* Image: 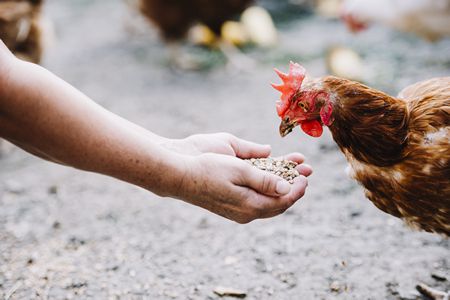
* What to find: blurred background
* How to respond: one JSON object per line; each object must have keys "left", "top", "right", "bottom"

{"left": 0, "top": 0, "right": 449, "bottom": 299}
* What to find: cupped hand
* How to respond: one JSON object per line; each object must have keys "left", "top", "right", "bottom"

{"left": 164, "top": 133, "right": 271, "bottom": 157}
{"left": 174, "top": 153, "right": 310, "bottom": 223}
{"left": 165, "top": 133, "right": 312, "bottom": 176}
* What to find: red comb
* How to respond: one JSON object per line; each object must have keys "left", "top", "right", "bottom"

{"left": 272, "top": 62, "right": 306, "bottom": 117}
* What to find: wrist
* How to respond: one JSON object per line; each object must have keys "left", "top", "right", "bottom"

{"left": 160, "top": 136, "right": 201, "bottom": 156}
{"left": 144, "top": 149, "right": 196, "bottom": 199}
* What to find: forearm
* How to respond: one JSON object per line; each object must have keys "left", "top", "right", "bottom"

{"left": 0, "top": 52, "right": 185, "bottom": 197}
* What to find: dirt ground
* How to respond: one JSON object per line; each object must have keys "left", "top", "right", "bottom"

{"left": 1, "top": 0, "right": 449, "bottom": 299}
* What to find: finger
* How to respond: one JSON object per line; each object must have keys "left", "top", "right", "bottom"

{"left": 229, "top": 136, "right": 271, "bottom": 159}
{"left": 285, "top": 175, "right": 308, "bottom": 201}
{"left": 256, "top": 176, "right": 308, "bottom": 219}
{"left": 236, "top": 174, "right": 308, "bottom": 220}
{"left": 257, "top": 206, "right": 291, "bottom": 219}
{"left": 279, "top": 152, "right": 306, "bottom": 164}
{"left": 238, "top": 187, "right": 295, "bottom": 219}
{"left": 240, "top": 164, "right": 292, "bottom": 197}
{"left": 277, "top": 153, "right": 312, "bottom": 176}
{"left": 242, "top": 176, "right": 307, "bottom": 218}
{"left": 296, "top": 163, "right": 313, "bottom": 177}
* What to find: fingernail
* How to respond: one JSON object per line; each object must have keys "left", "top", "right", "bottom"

{"left": 276, "top": 180, "right": 291, "bottom": 195}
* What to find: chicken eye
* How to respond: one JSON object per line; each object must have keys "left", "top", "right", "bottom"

{"left": 298, "top": 101, "right": 308, "bottom": 111}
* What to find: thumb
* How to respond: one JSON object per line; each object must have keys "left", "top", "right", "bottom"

{"left": 241, "top": 164, "right": 291, "bottom": 197}
{"left": 230, "top": 136, "right": 271, "bottom": 159}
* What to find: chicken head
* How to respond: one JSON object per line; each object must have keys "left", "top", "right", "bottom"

{"left": 272, "top": 62, "right": 334, "bottom": 138}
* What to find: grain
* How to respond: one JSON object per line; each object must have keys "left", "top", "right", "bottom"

{"left": 245, "top": 157, "right": 300, "bottom": 184}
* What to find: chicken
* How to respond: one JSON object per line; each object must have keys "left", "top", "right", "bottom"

{"left": 136, "top": 0, "right": 276, "bottom": 69}
{"left": 273, "top": 62, "right": 450, "bottom": 236}
{"left": 0, "top": 0, "right": 45, "bottom": 63}
{"left": 139, "top": 0, "right": 253, "bottom": 42}
{"left": 314, "top": 0, "right": 343, "bottom": 18}
{"left": 341, "top": 0, "right": 450, "bottom": 41}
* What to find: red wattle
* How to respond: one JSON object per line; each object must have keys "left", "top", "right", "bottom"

{"left": 301, "top": 120, "right": 323, "bottom": 137}
{"left": 320, "top": 102, "right": 333, "bottom": 126}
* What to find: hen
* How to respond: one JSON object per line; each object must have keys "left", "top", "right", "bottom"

{"left": 341, "top": 0, "right": 450, "bottom": 41}
{"left": 0, "top": 0, "right": 44, "bottom": 63}
{"left": 138, "top": 0, "right": 253, "bottom": 42}
{"left": 273, "top": 62, "right": 450, "bottom": 236}
{"left": 136, "top": 0, "right": 277, "bottom": 69}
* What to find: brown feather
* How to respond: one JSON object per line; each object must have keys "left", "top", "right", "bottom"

{"left": 322, "top": 76, "right": 450, "bottom": 236}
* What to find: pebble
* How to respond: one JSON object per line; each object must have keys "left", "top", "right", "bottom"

{"left": 213, "top": 286, "right": 246, "bottom": 298}
{"left": 224, "top": 256, "right": 239, "bottom": 265}
{"left": 48, "top": 185, "right": 58, "bottom": 195}
{"left": 330, "top": 281, "right": 341, "bottom": 292}
{"left": 431, "top": 271, "right": 447, "bottom": 281}
{"left": 398, "top": 289, "right": 421, "bottom": 300}
{"left": 4, "top": 180, "right": 26, "bottom": 194}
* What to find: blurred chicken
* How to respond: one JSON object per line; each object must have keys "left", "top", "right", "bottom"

{"left": 136, "top": 0, "right": 277, "bottom": 68}
{"left": 326, "top": 46, "right": 364, "bottom": 81}
{"left": 0, "top": 0, "right": 45, "bottom": 63}
{"left": 240, "top": 6, "right": 277, "bottom": 47}
{"left": 314, "top": 0, "right": 343, "bottom": 18}
{"left": 139, "top": 0, "right": 253, "bottom": 43}
{"left": 274, "top": 62, "right": 450, "bottom": 236}
{"left": 341, "top": 0, "right": 450, "bottom": 41}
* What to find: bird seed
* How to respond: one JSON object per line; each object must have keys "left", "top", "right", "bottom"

{"left": 245, "top": 157, "right": 300, "bottom": 184}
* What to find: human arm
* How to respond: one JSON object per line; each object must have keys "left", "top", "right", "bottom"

{"left": 0, "top": 40, "right": 310, "bottom": 223}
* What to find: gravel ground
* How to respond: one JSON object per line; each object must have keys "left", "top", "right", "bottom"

{"left": 1, "top": 0, "right": 449, "bottom": 299}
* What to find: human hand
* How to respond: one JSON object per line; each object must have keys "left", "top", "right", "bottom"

{"left": 173, "top": 152, "right": 311, "bottom": 223}
{"left": 166, "top": 132, "right": 312, "bottom": 176}
{"left": 164, "top": 133, "right": 272, "bottom": 157}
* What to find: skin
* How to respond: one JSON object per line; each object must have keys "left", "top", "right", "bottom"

{"left": 0, "top": 40, "right": 312, "bottom": 224}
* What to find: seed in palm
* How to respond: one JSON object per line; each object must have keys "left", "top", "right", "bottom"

{"left": 245, "top": 157, "right": 300, "bottom": 184}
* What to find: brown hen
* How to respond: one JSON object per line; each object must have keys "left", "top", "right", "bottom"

{"left": 274, "top": 62, "right": 450, "bottom": 236}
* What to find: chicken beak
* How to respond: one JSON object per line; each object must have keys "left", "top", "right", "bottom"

{"left": 279, "top": 119, "right": 296, "bottom": 137}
